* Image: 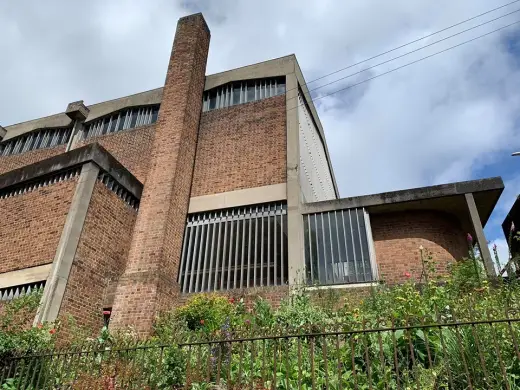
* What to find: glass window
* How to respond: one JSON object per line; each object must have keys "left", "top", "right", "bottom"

{"left": 130, "top": 109, "right": 138, "bottom": 128}
{"left": 232, "top": 84, "right": 241, "bottom": 106}
{"left": 209, "top": 90, "right": 217, "bottom": 110}
{"left": 277, "top": 79, "right": 286, "bottom": 95}
{"left": 109, "top": 115, "right": 118, "bottom": 132}
{"left": 247, "top": 82, "right": 255, "bottom": 102}
{"left": 179, "top": 202, "right": 288, "bottom": 293}
{"left": 151, "top": 107, "right": 159, "bottom": 123}
{"left": 101, "top": 118, "right": 110, "bottom": 135}
{"left": 117, "top": 111, "right": 126, "bottom": 131}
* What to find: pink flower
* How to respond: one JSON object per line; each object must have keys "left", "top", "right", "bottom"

{"left": 37, "top": 323, "right": 43, "bottom": 329}
{"left": 49, "top": 329, "right": 56, "bottom": 335}
{"left": 404, "top": 272, "right": 411, "bottom": 278}
{"left": 200, "top": 319, "right": 205, "bottom": 325}
{"left": 467, "top": 233, "right": 473, "bottom": 243}
{"left": 102, "top": 310, "right": 111, "bottom": 315}
{"left": 228, "top": 298, "right": 235, "bottom": 304}
{"left": 245, "top": 319, "right": 251, "bottom": 326}
{"left": 511, "top": 222, "right": 516, "bottom": 232}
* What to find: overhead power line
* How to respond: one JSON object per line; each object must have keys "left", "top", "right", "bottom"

{"left": 300, "top": 7, "right": 520, "bottom": 97}
{"left": 287, "top": 19, "right": 520, "bottom": 112}
{"left": 284, "top": 0, "right": 520, "bottom": 96}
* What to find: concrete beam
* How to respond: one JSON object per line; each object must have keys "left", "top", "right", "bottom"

{"left": 0, "top": 264, "right": 52, "bottom": 289}
{"left": 188, "top": 183, "right": 287, "bottom": 213}
{"left": 34, "top": 162, "right": 99, "bottom": 324}
{"left": 0, "top": 125, "right": 6, "bottom": 141}
{"left": 0, "top": 143, "right": 142, "bottom": 200}
{"left": 303, "top": 177, "right": 504, "bottom": 215}
{"left": 465, "top": 192, "right": 496, "bottom": 277}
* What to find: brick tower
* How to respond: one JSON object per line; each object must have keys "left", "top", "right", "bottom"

{"left": 109, "top": 13, "right": 210, "bottom": 335}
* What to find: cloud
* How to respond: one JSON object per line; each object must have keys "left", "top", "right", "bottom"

{"left": 1, "top": 0, "right": 520, "bottom": 241}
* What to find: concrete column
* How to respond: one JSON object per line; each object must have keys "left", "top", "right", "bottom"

{"left": 465, "top": 192, "right": 496, "bottom": 277}
{"left": 34, "top": 162, "right": 99, "bottom": 324}
{"left": 110, "top": 13, "right": 210, "bottom": 335}
{"left": 285, "top": 71, "right": 305, "bottom": 285}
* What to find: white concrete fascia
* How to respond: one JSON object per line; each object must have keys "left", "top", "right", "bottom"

{"left": 0, "top": 264, "right": 52, "bottom": 289}
{"left": 188, "top": 183, "right": 287, "bottom": 213}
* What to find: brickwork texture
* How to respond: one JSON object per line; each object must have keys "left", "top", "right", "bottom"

{"left": 110, "top": 14, "right": 211, "bottom": 335}
{"left": 191, "top": 95, "right": 287, "bottom": 197}
{"left": 371, "top": 211, "right": 467, "bottom": 284}
{"left": 59, "top": 182, "right": 137, "bottom": 331}
{"left": 0, "top": 177, "right": 77, "bottom": 274}
{"left": 76, "top": 125, "right": 155, "bottom": 183}
{"left": 0, "top": 146, "right": 66, "bottom": 175}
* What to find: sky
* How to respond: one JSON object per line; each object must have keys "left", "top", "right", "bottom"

{"left": 1, "top": 0, "right": 520, "bottom": 264}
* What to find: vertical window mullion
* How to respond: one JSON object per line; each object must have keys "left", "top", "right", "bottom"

{"left": 247, "top": 207, "right": 253, "bottom": 288}
{"left": 328, "top": 212, "right": 336, "bottom": 284}
{"left": 227, "top": 210, "right": 235, "bottom": 290}
{"left": 234, "top": 214, "right": 240, "bottom": 289}
{"left": 281, "top": 207, "right": 285, "bottom": 285}
{"left": 195, "top": 222, "right": 206, "bottom": 292}
{"left": 260, "top": 205, "right": 264, "bottom": 286}
{"left": 188, "top": 219, "right": 201, "bottom": 293}
{"left": 267, "top": 205, "right": 271, "bottom": 286}
{"left": 254, "top": 206, "right": 259, "bottom": 287}
{"left": 220, "top": 210, "right": 229, "bottom": 290}
{"left": 203, "top": 214, "right": 215, "bottom": 291}
{"left": 274, "top": 206, "right": 278, "bottom": 285}
{"left": 356, "top": 209, "right": 368, "bottom": 282}
{"left": 363, "top": 209, "right": 377, "bottom": 281}
{"left": 182, "top": 225, "right": 195, "bottom": 293}
{"left": 213, "top": 212, "right": 223, "bottom": 291}
{"left": 349, "top": 209, "right": 359, "bottom": 282}
{"left": 240, "top": 211, "right": 246, "bottom": 289}
{"left": 178, "top": 219, "right": 190, "bottom": 285}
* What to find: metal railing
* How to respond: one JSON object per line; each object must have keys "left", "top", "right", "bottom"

{"left": 3, "top": 316, "right": 520, "bottom": 389}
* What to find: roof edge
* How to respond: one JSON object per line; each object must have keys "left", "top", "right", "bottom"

{"left": 302, "top": 177, "right": 504, "bottom": 214}
{"left": 0, "top": 143, "right": 142, "bottom": 199}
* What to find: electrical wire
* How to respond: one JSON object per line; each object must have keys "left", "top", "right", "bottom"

{"left": 286, "top": 0, "right": 520, "bottom": 95}
{"left": 287, "top": 19, "right": 520, "bottom": 111}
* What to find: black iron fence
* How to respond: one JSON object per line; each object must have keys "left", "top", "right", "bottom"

{"left": 3, "top": 317, "right": 520, "bottom": 389}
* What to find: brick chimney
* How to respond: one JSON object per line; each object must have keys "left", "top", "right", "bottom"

{"left": 110, "top": 13, "right": 210, "bottom": 335}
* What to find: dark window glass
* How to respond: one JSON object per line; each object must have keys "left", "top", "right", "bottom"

{"left": 277, "top": 79, "right": 286, "bottom": 95}
{"left": 130, "top": 109, "right": 138, "bottom": 128}
{"left": 101, "top": 118, "right": 110, "bottom": 135}
{"left": 109, "top": 115, "right": 118, "bottom": 132}
{"left": 209, "top": 90, "right": 217, "bottom": 110}
{"left": 232, "top": 84, "right": 241, "bottom": 106}
{"left": 151, "top": 107, "right": 159, "bottom": 123}
{"left": 117, "top": 111, "right": 126, "bottom": 131}
{"left": 247, "top": 82, "right": 255, "bottom": 102}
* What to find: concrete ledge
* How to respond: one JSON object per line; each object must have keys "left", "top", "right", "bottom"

{"left": 188, "top": 183, "right": 287, "bottom": 213}
{"left": 0, "top": 143, "right": 142, "bottom": 200}
{"left": 0, "top": 264, "right": 52, "bottom": 289}
{"left": 302, "top": 177, "right": 504, "bottom": 227}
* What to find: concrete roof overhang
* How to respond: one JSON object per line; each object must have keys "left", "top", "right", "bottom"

{"left": 302, "top": 177, "right": 504, "bottom": 234}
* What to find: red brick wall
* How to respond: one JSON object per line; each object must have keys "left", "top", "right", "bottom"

{"left": 59, "top": 181, "right": 137, "bottom": 331}
{"left": 76, "top": 125, "right": 155, "bottom": 183}
{"left": 371, "top": 211, "right": 467, "bottom": 284}
{"left": 110, "top": 14, "right": 210, "bottom": 335}
{"left": 0, "top": 177, "right": 77, "bottom": 273}
{"left": 191, "top": 95, "right": 287, "bottom": 197}
{"left": 0, "top": 146, "right": 66, "bottom": 175}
